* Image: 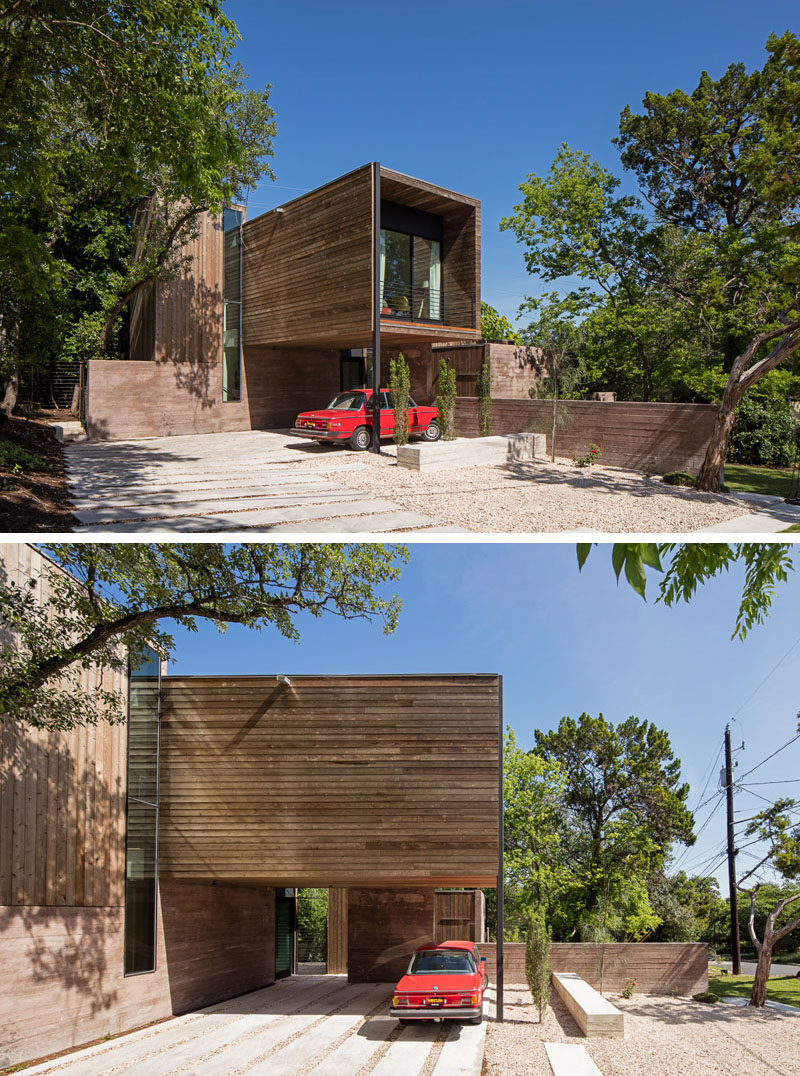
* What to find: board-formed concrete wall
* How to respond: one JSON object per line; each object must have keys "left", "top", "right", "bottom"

{"left": 481, "top": 942, "right": 708, "bottom": 995}
{"left": 454, "top": 397, "right": 718, "bottom": 474}
{"left": 347, "top": 888, "right": 435, "bottom": 983}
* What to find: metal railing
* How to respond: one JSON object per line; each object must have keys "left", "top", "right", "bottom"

{"left": 380, "top": 284, "right": 443, "bottom": 322}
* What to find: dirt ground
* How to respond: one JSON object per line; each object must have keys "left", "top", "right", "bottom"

{"left": 482, "top": 986, "right": 800, "bottom": 1076}
{"left": 0, "top": 412, "right": 77, "bottom": 532}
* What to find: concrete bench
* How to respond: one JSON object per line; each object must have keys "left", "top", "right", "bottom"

{"left": 396, "top": 433, "right": 546, "bottom": 472}
{"left": 50, "top": 420, "right": 87, "bottom": 444}
{"left": 551, "top": 973, "right": 624, "bottom": 1038}
{"left": 545, "top": 1043, "right": 603, "bottom": 1076}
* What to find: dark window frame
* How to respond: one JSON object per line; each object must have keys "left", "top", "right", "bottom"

{"left": 222, "top": 207, "right": 243, "bottom": 402}
{"left": 380, "top": 226, "right": 444, "bottom": 325}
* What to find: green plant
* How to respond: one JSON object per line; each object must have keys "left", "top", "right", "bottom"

{"left": 0, "top": 441, "right": 51, "bottom": 473}
{"left": 525, "top": 908, "right": 552, "bottom": 1021}
{"left": 573, "top": 442, "right": 601, "bottom": 467}
{"left": 436, "top": 357, "right": 457, "bottom": 440}
{"left": 621, "top": 976, "right": 637, "bottom": 998}
{"left": 388, "top": 353, "right": 411, "bottom": 446}
{"left": 476, "top": 356, "right": 492, "bottom": 436}
{"left": 662, "top": 471, "right": 696, "bottom": 487}
{"left": 693, "top": 991, "right": 720, "bottom": 1003}
{"left": 729, "top": 397, "right": 800, "bottom": 468}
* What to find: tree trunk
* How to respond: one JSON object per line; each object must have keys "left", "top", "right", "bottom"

{"left": 1, "top": 369, "right": 19, "bottom": 416}
{"left": 695, "top": 382, "right": 745, "bottom": 491}
{"left": 749, "top": 944, "right": 772, "bottom": 1007}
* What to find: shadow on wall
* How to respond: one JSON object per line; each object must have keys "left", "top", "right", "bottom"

{"left": 0, "top": 725, "right": 124, "bottom": 1063}
{"left": 157, "top": 276, "right": 224, "bottom": 411}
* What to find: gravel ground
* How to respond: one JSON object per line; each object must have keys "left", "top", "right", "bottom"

{"left": 483, "top": 987, "right": 800, "bottom": 1076}
{"left": 307, "top": 448, "right": 753, "bottom": 533}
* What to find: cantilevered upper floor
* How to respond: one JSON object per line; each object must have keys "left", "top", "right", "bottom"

{"left": 241, "top": 163, "right": 481, "bottom": 350}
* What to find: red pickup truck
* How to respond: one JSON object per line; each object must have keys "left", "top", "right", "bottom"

{"left": 293, "top": 389, "right": 440, "bottom": 450}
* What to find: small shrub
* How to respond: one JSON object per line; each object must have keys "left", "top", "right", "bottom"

{"left": 663, "top": 471, "right": 696, "bottom": 487}
{"left": 0, "top": 441, "right": 51, "bottom": 473}
{"left": 729, "top": 396, "right": 799, "bottom": 468}
{"left": 573, "top": 442, "right": 601, "bottom": 468}
{"left": 692, "top": 991, "right": 720, "bottom": 1003}
{"left": 525, "top": 909, "right": 552, "bottom": 1022}
{"left": 621, "top": 977, "right": 637, "bottom": 999}
{"left": 388, "top": 353, "right": 411, "bottom": 446}
{"left": 436, "top": 357, "right": 457, "bottom": 440}
{"left": 476, "top": 356, "right": 492, "bottom": 437}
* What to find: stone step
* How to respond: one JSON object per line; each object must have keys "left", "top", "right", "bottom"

{"left": 545, "top": 1043, "right": 604, "bottom": 1076}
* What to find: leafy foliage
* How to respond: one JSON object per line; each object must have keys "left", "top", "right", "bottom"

{"left": 388, "top": 353, "right": 411, "bottom": 445}
{"left": 476, "top": 356, "right": 492, "bottom": 436}
{"left": 0, "top": 543, "right": 406, "bottom": 731}
{"left": 729, "top": 397, "right": 799, "bottom": 467}
{"left": 297, "top": 888, "right": 328, "bottom": 963}
{"left": 525, "top": 908, "right": 551, "bottom": 1020}
{"left": 436, "top": 357, "right": 458, "bottom": 440}
{"left": 577, "top": 542, "right": 795, "bottom": 639}
{"left": 480, "top": 301, "right": 521, "bottom": 343}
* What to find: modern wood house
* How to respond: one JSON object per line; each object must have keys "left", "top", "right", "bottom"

{"left": 85, "top": 163, "right": 481, "bottom": 439}
{"left": 0, "top": 545, "right": 502, "bottom": 1068}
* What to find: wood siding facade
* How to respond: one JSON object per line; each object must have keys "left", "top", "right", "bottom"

{"left": 158, "top": 674, "right": 501, "bottom": 887}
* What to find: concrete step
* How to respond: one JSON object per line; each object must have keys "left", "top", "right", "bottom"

{"left": 545, "top": 1042, "right": 603, "bottom": 1076}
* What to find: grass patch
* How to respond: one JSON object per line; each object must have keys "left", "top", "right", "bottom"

{"left": 708, "top": 972, "right": 800, "bottom": 1008}
{"left": 724, "top": 463, "right": 795, "bottom": 498}
{"left": 782, "top": 523, "right": 800, "bottom": 532}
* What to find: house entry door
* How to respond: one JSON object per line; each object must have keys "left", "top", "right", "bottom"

{"left": 275, "top": 888, "right": 296, "bottom": 979}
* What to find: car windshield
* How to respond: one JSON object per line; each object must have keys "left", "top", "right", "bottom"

{"left": 407, "top": 950, "right": 475, "bottom": 975}
{"left": 326, "top": 392, "right": 366, "bottom": 410}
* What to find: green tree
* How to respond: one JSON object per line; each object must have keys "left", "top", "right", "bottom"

{"left": 481, "top": 301, "right": 521, "bottom": 343}
{"left": 532, "top": 713, "right": 695, "bottom": 937}
{"left": 475, "top": 356, "right": 492, "bottom": 436}
{"left": 649, "top": 871, "right": 722, "bottom": 942}
{"left": 736, "top": 799, "right": 800, "bottom": 1006}
{"left": 388, "top": 352, "right": 411, "bottom": 445}
{"left": 501, "top": 35, "right": 800, "bottom": 490}
{"left": 297, "top": 888, "right": 329, "bottom": 963}
{"left": 0, "top": 543, "right": 406, "bottom": 731}
{"left": 577, "top": 542, "right": 796, "bottom": 640}
{"left": 0, "top": 2, "right": 275, "bottom": 409}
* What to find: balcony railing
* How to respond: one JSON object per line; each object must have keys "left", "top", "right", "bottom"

{"left": 380, "top": 283, "right": 443, "bottom": 323}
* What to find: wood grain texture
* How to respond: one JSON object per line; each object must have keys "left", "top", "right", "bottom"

{"left": 480, "top": 942, "right": 708, "bottom": 994}
{"left": 347, "top": 887, "right": 435, "bottom": 983}
{"left": 454, "top": 398, "right": 719, "bottom": 473}
{"left": 0, "top": 544, "right": 127, "bottom": 908}
{"left": 0, "top": 880, "right": 275, "bottom": 1069}
{"left": 434, "top": 889, "right": 484, "bottom": 942}
{"left": 158, "top": 675, "right": 501, "bottom": 887}
{"left": 327, "top": 886, "right": 348, "bottom": 974}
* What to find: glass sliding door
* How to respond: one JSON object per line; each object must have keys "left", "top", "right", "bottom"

{"left": 380, "top": 228, "right": 442, "bottom": 323}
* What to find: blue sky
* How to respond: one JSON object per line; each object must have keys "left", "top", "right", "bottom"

{"left": 169, "top": 542, "right": 800, "bottom": 889}
{"left": 225, "top": 0, "right": 798, "bottom": 328}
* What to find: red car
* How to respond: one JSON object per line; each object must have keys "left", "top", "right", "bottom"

{"left": 390, "top": 940, "right": 488, "bottom": 1025}
{"left": 293, "top": 389, "right": 441, "bottom": 450}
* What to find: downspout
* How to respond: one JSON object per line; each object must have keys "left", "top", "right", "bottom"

{"left": 371, "top": 162, "right": 382, "bottom": 453}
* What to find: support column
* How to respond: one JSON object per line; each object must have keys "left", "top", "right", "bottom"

{"left": 371, "top": 161, "right": 381, "bottom": 453}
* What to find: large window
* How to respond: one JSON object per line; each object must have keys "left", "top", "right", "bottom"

{"left": 123, "top": 650, "right": 161, "bottom": 975}
{"left": 223, "top": 207, "right": 243, "bottom": 402}
{"left": 380, "top": 230, "right": 442, "bottom": 322}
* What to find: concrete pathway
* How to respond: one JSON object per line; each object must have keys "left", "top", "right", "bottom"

{"left": 63, "top": 431, "right": 464, "bottom": 534}
{"left": 22, "top": 975, "right": 491, "bottom": 1076}
{"left": 696, "top": 491, "right": 800, "bottom": 532}
{"left": 718, "top": 959, "right": 800, "bottom": 976}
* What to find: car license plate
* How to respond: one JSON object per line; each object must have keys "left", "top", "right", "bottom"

{"left": 426, "top": 997, "right": 444, "bottom": 1006}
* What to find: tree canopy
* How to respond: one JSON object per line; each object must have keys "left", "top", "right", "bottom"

{"left": 0, "top": 543, "right": 406, "bottom": 731}
{"left": 502, "top": 33, "right": 800, "bottom": 489}
{"left": 0, "top": 1, "right": 276, "bottom": 409}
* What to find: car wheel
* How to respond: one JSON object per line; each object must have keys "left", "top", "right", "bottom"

{"left": 422, "top": 420, "right": 440, "bottom": 442}
{"left": 469, "top": 1010, "right": 483, "bottom": 1025}
{"left": 349, "top": 426, "right": 372, "bottom": 451}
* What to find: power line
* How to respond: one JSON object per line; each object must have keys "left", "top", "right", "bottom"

{"left": 730, "top": 635, "right": 800, "bottom": 726}
{"left": 737, "top": 733, "right": 800, "bottom": 783}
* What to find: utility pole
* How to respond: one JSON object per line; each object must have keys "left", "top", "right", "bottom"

{"left": 724, "top": 725, "right": 741, "bottom": 975}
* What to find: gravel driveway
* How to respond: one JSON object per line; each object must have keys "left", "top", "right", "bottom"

{"left": 482, "top": 986, "right": 800, "bottom": 1076}
{"left": 328, "top": 451, "right": 753, "bottom": 534}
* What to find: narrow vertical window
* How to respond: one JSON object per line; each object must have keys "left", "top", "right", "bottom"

{"left": 124, "top": 650, "right": 161, "bottom": 975}
{"left": 223, "top": 207, "right": 243, "bottom": 402}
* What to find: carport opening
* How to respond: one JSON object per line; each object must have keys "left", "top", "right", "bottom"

{"left": 297, "top": 887, "right": 329, "bottom": 973}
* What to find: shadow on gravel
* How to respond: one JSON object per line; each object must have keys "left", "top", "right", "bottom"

{"left": 500, "top": 461, "right": 736, "bottom": 504}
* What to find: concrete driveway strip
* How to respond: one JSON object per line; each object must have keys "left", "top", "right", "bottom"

{"left": 64, "top": 430, "right": 457, "bottom": 533}
{"left": 20, "top": 976, "right": 489, "bottom": 1076}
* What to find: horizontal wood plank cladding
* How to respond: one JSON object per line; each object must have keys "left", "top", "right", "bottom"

{"left": 454, "top": 398, "right": 719, "bottom": 473}
{"left": 480, "top": 942, "right": 708, "bottom": 995}
{"left": 242, "top": 166, "right": 373, "bottom": 348}
{"left": 158, "top": 675, "right": 500, "bottom": 886}
{"left": 0, "top": 544, "right": 127, "bottom": 908}
{"left": 347, "top": 887, "right": 435, "bottom": 983}
{"left": 327, "top": 887, "right": 348, "bottom": 974}
{"left": 85, "top": 359, "right": 251, "bottom": 440}
{"left": 243, "top": 345, "right": 341, "bottom": 428}
{"left": 0, "top": 880, "right": 275, "bottom": 1069}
